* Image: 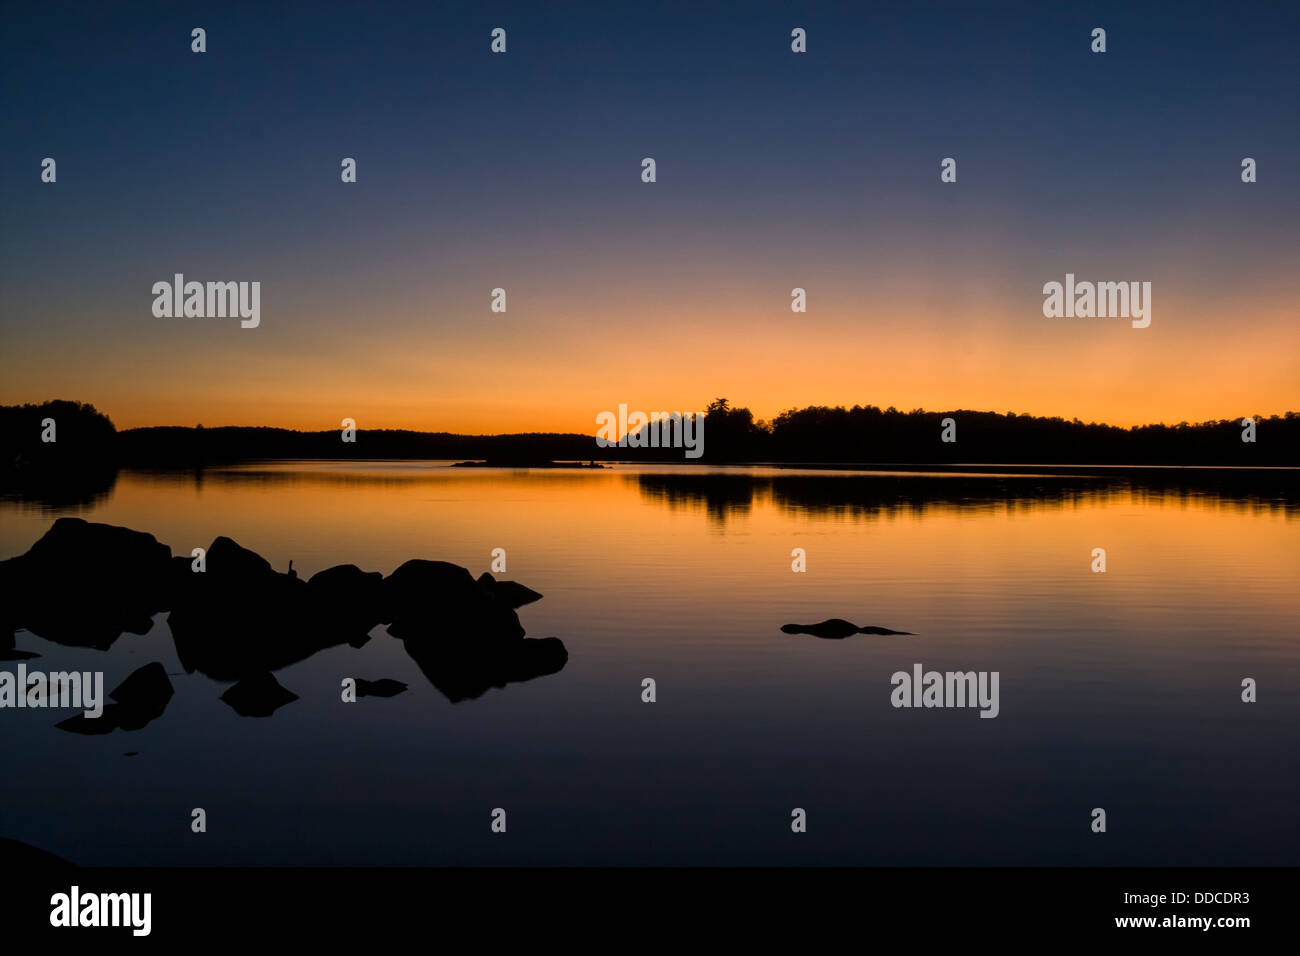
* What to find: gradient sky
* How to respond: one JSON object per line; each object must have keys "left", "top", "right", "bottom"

{"left": 2, "top": 0, "right": 1297, "bottom": 432}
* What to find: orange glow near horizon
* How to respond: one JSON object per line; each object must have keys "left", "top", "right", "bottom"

{"left": 4, "top": 266, "right": 1297, "bottom": 433}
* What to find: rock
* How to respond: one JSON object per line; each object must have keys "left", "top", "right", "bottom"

{"left": 384, "top": 560, "right": 524, "bottom": 644}
{"left": 219, "top": 672, "right": 299, "bottom": 717}
{"left": 206, "top": 535, "right": 276, "bottom": 582}
{"left": 1, "top": 518, "right": 172, "bottom": 649}
{"left": 781, "top": 619, "right": 914, "bottom": 639}
{"left": 355, "top": 678, "right": 408, "bottom": 698}
{"left": 476, "top": 572, "right": 544, "bottom": 609}
{"left": 6, "top": 519, "right": 568, "bottom": 712}
{"left": 308, "top": 564, "right": 386, "bottom": 635}
{"left": 169, "top": 538, "right": 362, "bottom": 680}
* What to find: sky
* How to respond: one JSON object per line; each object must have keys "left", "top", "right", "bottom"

{"left": 1, "top": 0, "right": 1297, "bottom": 433}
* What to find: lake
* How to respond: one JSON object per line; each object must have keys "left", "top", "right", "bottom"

{"left": 2, "top": 462, "right": 1297, "bottom": 865}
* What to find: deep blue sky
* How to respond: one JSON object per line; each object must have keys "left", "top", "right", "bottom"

{"left": 2, "top": 0, "right": 1296, "bottom": 429}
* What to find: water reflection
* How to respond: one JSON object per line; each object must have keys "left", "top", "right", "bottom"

{"left": 633, "top": 469, "right": 1299, "bottom": 522}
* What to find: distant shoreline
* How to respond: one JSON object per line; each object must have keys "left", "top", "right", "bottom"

{"left": 120, "top": 459, "right": 1299, "bottom": 475}
{"left": 5, "top": 402, "right": 1298, "bottom": 477}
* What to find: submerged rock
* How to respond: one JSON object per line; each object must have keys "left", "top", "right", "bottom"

{"left": 780, "top": 619, "right": 914, "bottom": 639}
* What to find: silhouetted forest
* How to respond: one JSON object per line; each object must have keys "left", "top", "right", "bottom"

{"left": 2, "top": 400, "right": 1296, "bottom": 499}
{"left": 635, "top": 399, "right": 1299, "bottom": 466}
{"left": 0, "top": 401, "right": 119, "bottom": 506}
{"left": 117, "top": 425, "right": 600, "bottom": 467}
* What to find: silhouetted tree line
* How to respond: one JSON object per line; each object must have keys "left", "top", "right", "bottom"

{"left": 752, "top": 405, "right": 1299, "bottom": 466}
{"left": 632, "top": 400, "right": 1298, "bottom": 465}
{"left": 2, "top": 402, "right": 1296, "bottom": 484}
{"left": 0, "top": 401, "right": 119, "bottom": 505}
{"left": 118, "top": 426, "right": 602, "bottom": 466}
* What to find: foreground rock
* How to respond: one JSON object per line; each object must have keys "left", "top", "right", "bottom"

{"left": 168, "top": 539, "right": 375, "bottom": 681}
{"left": 308, "top": 564, "right": 385, "bottom": 635}
{"left": 476, "top": 572, "right": 543, "bottom": 609}
{"left": 781, "top": 619, "right": 914, "bottom": 639}
{"left": 5, "top": 519, "right": 567, "bottom": 714}
{"left": 0, "top": 518, "right": 171, "bottom": 649}
{"left": 384, "top": 560, "right": 525, "bottom": 644}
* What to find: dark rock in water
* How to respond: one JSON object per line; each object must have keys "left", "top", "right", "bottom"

{"left": 123, "top": 752, "right": 139, "bottom": 757}
{"left": 56, "top": 661, "right": 175, "bottom": 734}
{"left": 220, "top": 672, "right": 299, "bottom": 717}
{"left": 781, "top": 619, "right": 914, "bottom": 639}
{"left": 169, "top": 537, "right": 365, "bottom": 680}
{"left": 386, "top": 565, "right": 566, "bottom": 700}
{"left": 504, "top": 636, "right": 569, "bottom": 680}
{"left": 6, "top": 519, "right": 561, "bottom": 706}
{"left": 384, "top": 560, "right": 524, "bottom": 644}
{"left": 208, "top": 535, "right": 276, "bottom": 582}
{"left": 476, "top": 572, "right": 544, "bottom": 609}
{"left": 402, "top": 635, "right": 568, "bottom": 703}
{"left": 0, "top": 518, "right": 172, "bottom": 649}
{"left": 308, "top": 564, "right": 386, "bottom": 634}
{"left": 355, "top": 678, "right": 408, "bottom": 698}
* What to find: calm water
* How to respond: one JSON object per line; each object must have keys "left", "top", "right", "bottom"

{"left": 2, "top": 462, "right": 1297, "bottom": 865}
